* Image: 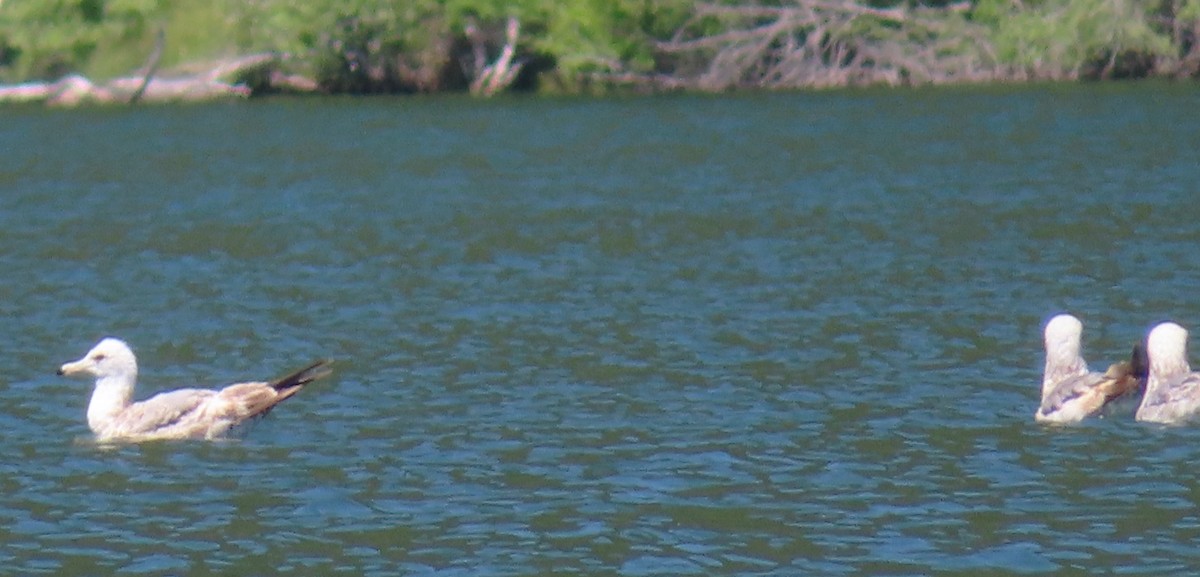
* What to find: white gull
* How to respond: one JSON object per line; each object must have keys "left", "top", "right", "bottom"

{"left": 1136, "top": 321, "right": 1200, "bottom": 423}
{"left": 1035, "top": 314, "right": 1145, "bottom": 423}
{"left": 58, "top": 337, "right": 332, "bottom": 442}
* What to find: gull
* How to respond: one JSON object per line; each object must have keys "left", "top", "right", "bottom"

{"left": 1136, "top": 321, "right": 1200, "bottom": 423}
{"left": 58, "top": 337, "right": 332, "bottom": 442}
{"left": 1035, "top": 314, "right": 1146, "bottom": 423}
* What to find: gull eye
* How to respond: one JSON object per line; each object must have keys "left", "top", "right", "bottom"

{"left": 92, "top": 354, "right": 106, "bottom": 361}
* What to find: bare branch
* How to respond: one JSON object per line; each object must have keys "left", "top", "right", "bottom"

{"left": 650, "top": 0, "right": 1003, "bottom": 90}
{"left": 129, "top": 28, "right": 166, "bottom": 104}
{"left": 466, "top": 16, "right": 525, "bottom": 97}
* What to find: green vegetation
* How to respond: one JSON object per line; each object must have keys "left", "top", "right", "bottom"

{"left": 1, "top": 0, "right": 1198, "bottom": 93}
{"left": 974, "top": 0, "right": 1177, "bottom": 78}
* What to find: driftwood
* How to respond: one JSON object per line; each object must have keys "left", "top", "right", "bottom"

{"left": 0, "top": 71, "right": 248, "bottom": 107}
{"left": 465, "top": 16, "right": 524, "bottom": 97}
{"left": 651, "top": 0, "right": 1002, "bottom": 90}
{"left": 0, "top": 53, "right": 318, "bottom": 106}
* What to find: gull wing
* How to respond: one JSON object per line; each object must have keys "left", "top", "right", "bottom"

{"left": 1138, "top": 373, "right": 1200, "bottom": 423}
{"left": 1037, "top": 359, "right": 1142, "bottom": 422}
{"left": 107, "top": 388, "right": 216, "bottom": 438}
{"left": 1038, "top": 372, "right": 1109, "bottom": 420}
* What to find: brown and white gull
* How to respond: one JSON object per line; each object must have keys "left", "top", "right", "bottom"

{"left": 1035, "top": 314, "right": 1146, "bottom": 423}
{"left": 1136, "top": 321, "right": 1200, "bottom": 424}
{"left": 58, "top": 337, "right": 331, "bottom": 442}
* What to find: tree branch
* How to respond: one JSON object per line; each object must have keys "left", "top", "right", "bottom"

{"left": 129, "top": 28, "right": 166, "bottom": 104}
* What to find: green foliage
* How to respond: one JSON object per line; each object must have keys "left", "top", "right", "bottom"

{"left": 0, "top": 0, "right": 1193, "bottom": 90}
{"left": 0, "top": 0, "right": 692, "bottom": 89}
{"left": 0, "top": 0, "right": 249, "bottom": 81}
{"left": 1179, "top": 0, "right": 1200, "bottom": 22}
{"left": 0, "top": 0, "right": 109, "bottom": 80}
{"left": 313, "top": 3, "right": 459, "bottom": 93}
{"left": 525, "top": 0, "right": 669, "bottom": 74}
{"left": 230, "top": 0, "right": 693, "bottom": 91}
{"left": 975, "top": 0, "right": 1173, "bottom": 77}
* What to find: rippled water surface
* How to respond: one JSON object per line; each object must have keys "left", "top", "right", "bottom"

{"left": 3, "top": 85, "right": 1200, "bottom": 575}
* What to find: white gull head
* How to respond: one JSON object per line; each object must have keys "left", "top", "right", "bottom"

{"left": 58, "top": 338, "right": 140, "bottom": 434}
{"left": 58, "top": 337, "right": 138, "bottom": 382}
{"left": 1042, "top": 314, "right": 1088, "bottom": 397}
{"left": 1146, "top": 322, "right": 1191, "bottom": 381}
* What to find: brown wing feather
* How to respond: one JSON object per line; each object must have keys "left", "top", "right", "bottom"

{"left": 1038, "top": 346, "right": 1146, "bottom": 421}
{"left": 1095, "top": 344, "right": 1148, "bottom": 402}
{"left": 207, "top": 383, "right": 278, "bottom": 420}
{"left": 1096, "top": 361, "right": 1142, "bottom": 401}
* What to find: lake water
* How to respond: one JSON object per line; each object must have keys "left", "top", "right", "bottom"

{"left": 2, "top": 84, "right": 1200, "bottom": 575}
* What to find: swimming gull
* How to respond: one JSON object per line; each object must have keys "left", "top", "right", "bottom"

{"left": 57, "top": 337, "right": 332, "bottom": 442}
{"left": 1035, "top": 314, "right": 1146, "bottom": 423}
{"left": 1135, "top": 321, "right": 1200, "bottom": 423}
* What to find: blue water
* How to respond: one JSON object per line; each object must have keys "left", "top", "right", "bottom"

{"left": 2, "top": 85, "right": 1200, "bottom": 575}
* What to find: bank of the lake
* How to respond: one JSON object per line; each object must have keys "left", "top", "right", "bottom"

{"left": 3, "top": 0, "right": 1199, "bottom": 105}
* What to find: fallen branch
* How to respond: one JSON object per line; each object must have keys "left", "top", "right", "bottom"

{"left": 129, "top": 28, "right": 166, "bottom": 104}
{"left": 0, "top": 53, "right": 320, "bottom": 106}
{"left": 467, "top": 16, "right": 525, "bottom": 97}
{"left": 652, "top": 0, "right": 1003, "bottom": 90}
{"left": 0, "top": 81, "right": 55, "bottom": 103}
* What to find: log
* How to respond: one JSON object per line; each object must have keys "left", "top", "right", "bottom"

{"left": 0, "top": 81, "right": 55, "bottom": 103}
{"left": 0, "top": 53, "right": 320, "bottom": 106}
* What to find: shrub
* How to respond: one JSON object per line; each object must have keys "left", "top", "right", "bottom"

{"left": 973, "top": 0, "right": 1173, "bottom": 79}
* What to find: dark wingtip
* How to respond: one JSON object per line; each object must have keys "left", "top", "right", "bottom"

{"left": 1130, "top": 342, "right": 1149, "bottom": 380}
{"left": 269, "top": 359, "right": 334, "bottom": 391}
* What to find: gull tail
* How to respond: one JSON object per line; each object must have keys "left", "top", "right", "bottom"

{"left": 1128, "top": 342, "right": 1149, "bottom": 381}
{"left": 200, "top": 359, "right": 335, "bottom": 433}
{"left": 1096, "top": 343, "right": 1148, "bottom": 401}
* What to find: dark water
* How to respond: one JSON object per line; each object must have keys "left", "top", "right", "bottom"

{"left": 2, "top": 84, "right": 1200, "bottom": 575}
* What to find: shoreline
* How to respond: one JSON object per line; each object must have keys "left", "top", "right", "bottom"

{"left": 1, "top": 52, "right": 1192, "bottom": 108}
